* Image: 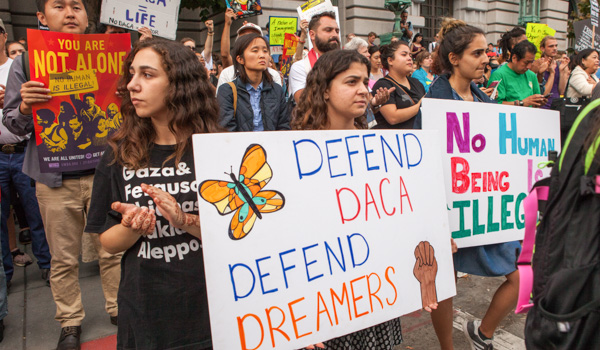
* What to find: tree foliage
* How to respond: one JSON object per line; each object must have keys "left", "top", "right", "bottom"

{"left": 180, "top": 0, "right": 226, "bottom": 20}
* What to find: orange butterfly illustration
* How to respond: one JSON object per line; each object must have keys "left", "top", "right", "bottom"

{"left": 199, "top": 144, "right": 285, "bottom": 240}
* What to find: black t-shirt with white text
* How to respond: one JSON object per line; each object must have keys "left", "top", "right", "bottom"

{"left": 86, "top": 144, "right": 211, "bottom": 350}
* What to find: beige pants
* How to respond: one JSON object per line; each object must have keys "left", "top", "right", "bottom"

{"left": 36, "top": 175, "right": 122, "bottom": 327}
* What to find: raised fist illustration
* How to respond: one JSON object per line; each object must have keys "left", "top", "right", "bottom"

{"left": 413, "top": 241, "right": 438, "bottom": 310}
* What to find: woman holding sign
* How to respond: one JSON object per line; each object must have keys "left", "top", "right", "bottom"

{"left": 292, "top": 49, "right": 436, "bottom": 349}
{"left": 217, "top": 32, "right": 290, "bottom": 132}
{"left": 426, "top": 18, "right": 521, "bottom": 350}
{"left": 85, "top": 39, "right": 221, "bottom": 349}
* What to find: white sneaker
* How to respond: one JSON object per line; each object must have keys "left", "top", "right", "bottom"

{"left": 463, "top": 319, "right": 493, "bottom": 350}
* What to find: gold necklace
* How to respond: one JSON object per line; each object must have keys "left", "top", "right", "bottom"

{"left": 452, "top": 86, "right": 473, "bottom": 102}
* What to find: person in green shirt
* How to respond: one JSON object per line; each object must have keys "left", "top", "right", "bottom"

{"left": 488, "top": 40, "right": 547, "bottom": 107}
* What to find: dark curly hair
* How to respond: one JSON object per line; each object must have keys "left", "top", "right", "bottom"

{"left": 110, "top": 38, "right": 222, "bottom": 169}
{"left": 291, "top": 50, "right": 370, "bottom": 130}
{"left": 431, "top": 18, "right": 484, "bottom": 75}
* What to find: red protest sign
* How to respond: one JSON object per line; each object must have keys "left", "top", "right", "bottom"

{"left": 282, "top": 33, "right": 299, "bottom": 57}
{"left": 27, "top": 29, "right": 131, "bottom": 173}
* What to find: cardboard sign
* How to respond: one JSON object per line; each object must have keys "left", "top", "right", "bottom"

{"left": 100, "top": 0, "right": 180, "bottom": 40}
{"left": 193, "top": 130, "right": 456, "bottom": 350}
{"left": 28, "top": 29, "right": 131, "bottom": 173}
{"left": 226, "top": 0, "right": 262, "bottom": 19}
{"left": 526, "top": 23, "right": 556, "bottom": 59}
{"left": 574, "top": 19, "right": 600, "bottom": 51}
{"left": 592, "top": 0, "right": 599, "bottom": 27}
{"left": 422, "top": 99, "right": 560, "bottom": 248}
{"left": 269, "top": 17, "right": 298, "bottom": 47}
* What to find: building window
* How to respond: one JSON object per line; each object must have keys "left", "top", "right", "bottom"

{"left": 420, "top": 0, "right": 453, "bottom": 43}
{"left": 519, "top": 0, "right": 540, "bottom": 25}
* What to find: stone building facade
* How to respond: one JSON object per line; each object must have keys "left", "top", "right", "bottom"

{"left": 0, "top": 0, "right": 571, "bottom": 52}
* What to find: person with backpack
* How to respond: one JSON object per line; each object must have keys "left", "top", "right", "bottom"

{"left": 2, "top": 1, "right": 122, "bottom": 348}
{"left": 216, "top": 33, "right": 290, "bottom": 132}
{"left": 523, "top": 79, "right": 600, "bottom": 350}
{"left": 426, "top": 18, "right": 520, "bottom": 350}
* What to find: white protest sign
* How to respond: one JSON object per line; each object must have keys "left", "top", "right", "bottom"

{"left": 422, "top": 99, "right": 560, "bottom": 248}
{"left": 297, "top": 0, "right": 334, "bottom": 22}
{"left": 270, "top": 45, "right": 283, "bottom": 56}
{"left": 592, "top": 0, "right": 599, "bottom": 27}
{"left": 100, "top": 0, "right": 180, "bottom": 40}
{"left": 193, "top": 130, "right": 456, "bottom": 350}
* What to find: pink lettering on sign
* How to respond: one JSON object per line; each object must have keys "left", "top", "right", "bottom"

{"left": 446, "top": 112, "right": 486, "bottom": 154}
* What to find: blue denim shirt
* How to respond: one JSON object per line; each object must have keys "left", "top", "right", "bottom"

{"left": 246, "top": 82, "right": 264, "bottom": 131}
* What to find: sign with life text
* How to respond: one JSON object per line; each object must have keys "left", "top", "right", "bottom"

{"left": 28, "top": 29, "right": 130, "bottom": 173}
{"left": 193, "top": 130, "right": 456, "bottom": 350}
{"left": 574, "top": 19, "right": 600, "bottom": 51}
{"left": 525, "top": 23, "right": 556, "bottom": 59}
{"left": 226, "top": 0, "right": 262, "bottom": 19}
{"left": 422, "top": 99, "right": 560, "bottom": 248}
{"left": 100, "top": 0, "right": 180, "bottom": 40}
{"left": 269, "top": 17, "right": 298, "bottom": 47}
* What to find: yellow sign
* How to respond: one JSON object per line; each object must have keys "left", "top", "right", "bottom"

{"left": 49, "top": 69, "right": 99, "bottom": 96}
{"left": 269, "top": 17, "right": 298, "bottom": 46}
{"left": 300, "top": 0, "right": 325, "bottom": 12}
{"left": 526, "top": 23, "right": 556, "bottom": 59}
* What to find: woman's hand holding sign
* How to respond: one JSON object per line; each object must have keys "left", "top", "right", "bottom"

{"left": 303, "top": 342, "right": 325, "bottom": 349}
{"left": 413, "top": 241, "right": 439, "bottom": 312}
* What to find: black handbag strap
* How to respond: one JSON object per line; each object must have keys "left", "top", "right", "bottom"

{"left": 384, "top": 76, "right": 416, "bottom": 105}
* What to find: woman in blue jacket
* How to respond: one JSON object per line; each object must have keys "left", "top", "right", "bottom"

{"left": 217, "top": 33, "right": 290, "bottom": 131}
{"left": 426, "top": 18, "right": 520, "bottom": 350}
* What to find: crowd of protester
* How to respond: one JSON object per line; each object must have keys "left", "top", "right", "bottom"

{"left": 0, "top": 1, "right": 598, "bottom": 350}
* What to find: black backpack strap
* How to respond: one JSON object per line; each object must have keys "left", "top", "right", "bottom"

{"left": 538, "top": 296, "right": 600, "bottom": 322}
{"left": 21, "top": 51, "right": 30, "bottom": 81}
{"left": 557, "top": 99, "right": 600, "bottom": 184}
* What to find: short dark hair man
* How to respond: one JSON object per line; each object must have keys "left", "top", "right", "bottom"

{"left": 2, "top": 0, "right": 122, "bottom": 348}
{"left": 399, "top": 11, "right": 413, "bottom": 43}
{"left": 538, "top": 35, "right": 570, "bottom": 109}
{"left": 289, "top": 11, "right": 340, "bottom": 103}
{"left": 368, "top": 31, "right": 378, "bottom": 46}
{"left": 488, "top": 40, "right": 547, "bottom": 107}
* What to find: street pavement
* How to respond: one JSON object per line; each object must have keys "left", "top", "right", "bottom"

{"left": 2, "top": 242, "right": 526, "bottom": 349}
